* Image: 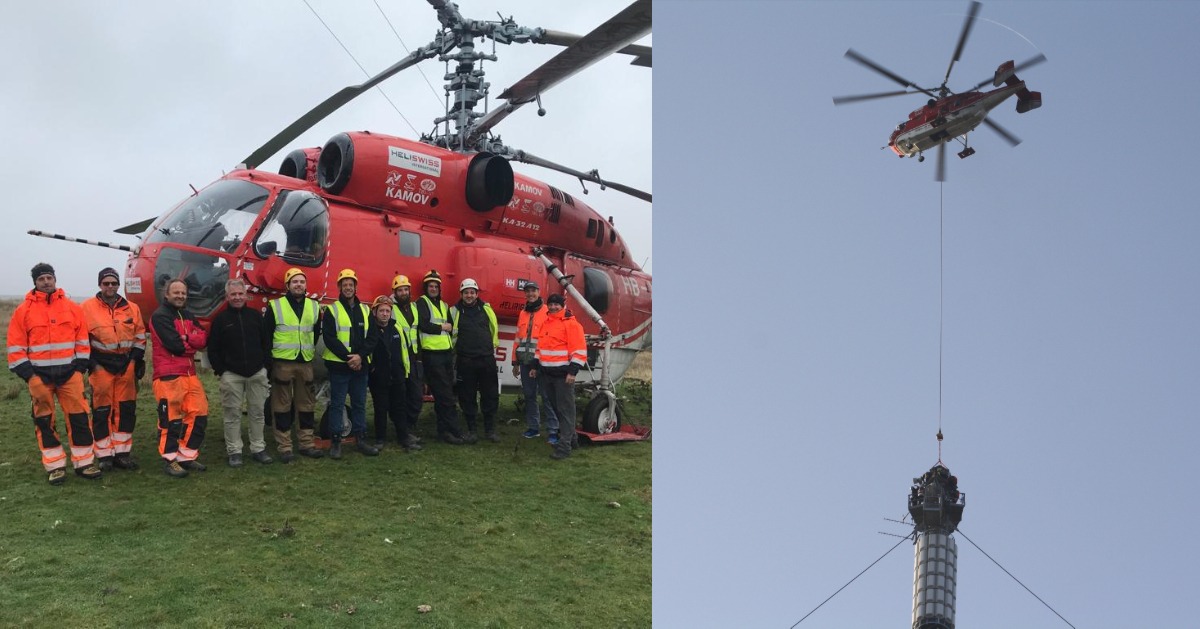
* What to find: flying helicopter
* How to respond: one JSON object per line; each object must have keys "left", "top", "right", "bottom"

{"left": 832, "top": 1, "right": 1045, "bottom": 181}
{"left": 26, "top": 0, "right": 652, "bottom": 437}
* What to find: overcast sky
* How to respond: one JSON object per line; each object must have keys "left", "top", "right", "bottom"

{"left": 655, "top": 1, "right": 1199, "bottom": 627}
{"left": 0, "top": 0, "right": 651, "bottom": 297}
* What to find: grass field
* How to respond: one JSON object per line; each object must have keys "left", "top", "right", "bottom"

{"left": 0, "top": 299, "right": 651, "bottom": 627}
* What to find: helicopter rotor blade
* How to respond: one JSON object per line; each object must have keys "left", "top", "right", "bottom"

{"left": 114, "top": 217, "right": 157, "bottom": 235}
{"left": 966, "top": 53, "right": 1048, "bottom": 92}
{"left": 982, "top": 117, "right": 1022, "bottom": 147}
{"left": 509, "top": 149, "right": 651, "bottom": 203}
{"left": 468, "top": 0, "right": 651, "bottom": 147}
{"left": 537, "top": 29, "right": 651, "bottom": 67}
{"left": 240, "top": 47, "right": 436, "bottom": 170}
{"left": 935, "top": 143, "right": 947, "bottom": 183}
{"left": 943, "top": 1, "right": 982, "bottom": 90}
{"left": 833, "top": 89, "right": 919, "bottom": 105}
{"left": 843, "top": 49, "right": 939, "bottom": 99}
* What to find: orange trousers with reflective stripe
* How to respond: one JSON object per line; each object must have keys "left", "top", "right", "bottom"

{"left": 28, "top": 372, "right": 95, "bottom": 471}
{"left": 153, "top": 375, "right": 208, "bottom": 462}
{"left": 89, "top": 363, "right": 138, "bottom": 457}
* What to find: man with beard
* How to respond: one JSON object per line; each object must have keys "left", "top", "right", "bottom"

{"left": 450, "top": 278, "right": 500, "bottom": 443}
{"left": 390, "top": 275, "right": 423, "bottom": 450}
{"left": 531, "top": 293, "right": 588, "bottom": 460}
{"left": 321, "top": 269, "right": 379, "bottom": 459}
{"left": 208, "top": 278, "right": 271, "bottom": 468}
{"left": 8, "top": 263, "right": 103, "bottom": 485}
{"left": 261, "top": 268, "right": 325, "bottom": 463}
{"left": 149, "top": 279, "right": 210, "bottom": 478}
{"left": 510, "top": 281, "right": 558, "bottom": 444}
{"left": 415, "top": 270, "right": 467, "bottom": 444}
{"left": 81, "top": 267, "right": 146, "bottom": 471}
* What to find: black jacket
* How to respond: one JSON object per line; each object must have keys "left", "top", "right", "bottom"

{"left": 453, "top": 300, "right": 494, "bottom": 359}
{"left": 321, "top": 296, "right": 376, "bottom": 372}
{"left": 260, "top": 295, "right": 321, "bottom": 362}
{"left": 208, "top": 305, "right": 267, "bottom": 377}
{"left": 368, "top": 320, "right": 405, "bottom": 380}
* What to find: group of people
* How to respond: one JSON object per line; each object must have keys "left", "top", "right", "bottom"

{"left": 7, "top": 261, "right": 588, "bottom": 485}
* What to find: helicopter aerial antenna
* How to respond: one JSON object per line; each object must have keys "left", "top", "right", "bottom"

{"left": 372, "top": 0, "right": 443, "bottom": 109}
{"left": 941, "top": 1, "right": 981, "bottom": 96}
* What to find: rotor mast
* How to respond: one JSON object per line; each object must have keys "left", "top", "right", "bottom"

{"left": 423, "top": 0, "right": 542, "bottom": 152}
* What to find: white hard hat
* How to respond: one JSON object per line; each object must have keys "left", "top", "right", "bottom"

{"left": 460, "top": 278, "right": 479, "bottom": 292}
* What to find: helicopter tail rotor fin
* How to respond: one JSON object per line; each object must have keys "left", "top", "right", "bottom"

{"left": 992, "top": 60, "right": 1015, "bottom": 87}
{"left": 1016, "top": 91, "right": 1042, "bottom": 114}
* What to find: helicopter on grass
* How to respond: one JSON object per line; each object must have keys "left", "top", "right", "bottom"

{"left": 833, "top": 1, "right": 1045, "bottom": 181}
{"left": 28, "top": 0, "right": 652, "bottom": 437}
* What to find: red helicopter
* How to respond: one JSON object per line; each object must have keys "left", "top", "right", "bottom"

{"left": 29, "top": 0, "right": 652, "bottom": 437}
{"left": 833, "top": 1, "right": 1045, "bottom": 181}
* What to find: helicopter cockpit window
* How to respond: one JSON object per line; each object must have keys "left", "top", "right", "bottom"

{"left": 254, "top": 190, "right": 330, "bottom": 265}
{"left": 144, "top": 179, "right": 269, "bottom": 252}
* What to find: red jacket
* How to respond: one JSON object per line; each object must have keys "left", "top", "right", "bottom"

{"left": 150, "top": 301, "right": 207, "bottom": 378}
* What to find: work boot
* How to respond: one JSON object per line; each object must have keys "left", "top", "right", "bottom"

{"left": 279, "top": 450, "right": 295, "bottom": 464}
{"left": 298, "top": 447, "right": 324, "bottom": 459}
{"left": 402, "top": 435, "right": 423, "bottom": 451}
{"left": 439, "top": 433, "right": 464, "bottom": 445}
{"left": 356, "top": 439, "right": 379, "bottom": 457}
{"left": 75, "top": 464, "right": 103, "bottom": 479}
{"left": 179, "top": 460, "right": 207, "bottom": 472}
{"left": 163, "top": 461, "right": 189, "bottom": 478}
{"left": 329, "top": 437, "right": 343, "bottom": 460}
{"left": 251, "top": 450, "right": 274, "bottom": 464}
{"left": 486, "top": 432, "right": 501, "bottom": 443}
{"left": 48, "top": 468, "right": 67, "bottom": 486}
{"left": 113, "top": 453, "right": 139, "bottom": 470}
{"left": 98, "top": 456, "right": 114, "bottom": 472}
{"left": 228, "top": 453, "right": 244, "bottom": 468}
{"left": 463, "top": 432, "right": 479, "bottom": 445}
{"left": 550, "top": 447, "right": 571, "bottom": 460}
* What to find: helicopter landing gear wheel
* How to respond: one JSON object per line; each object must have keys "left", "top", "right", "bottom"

{"left": 582, "top": 394, "right": 624, "bottom": 435}
{"left": 918, "top": 154, "right": 925, "bottom": 162}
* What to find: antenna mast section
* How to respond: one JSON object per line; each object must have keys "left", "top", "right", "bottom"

{"left": 908, "top": 458, "right": 965, "bottom": 629}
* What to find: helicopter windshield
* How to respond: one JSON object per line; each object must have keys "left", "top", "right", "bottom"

{"left": 253, "top": 190, "right": 330, "bottom": 265}
{"left": 144, "top": 179, "right": 270, "bottom": 252}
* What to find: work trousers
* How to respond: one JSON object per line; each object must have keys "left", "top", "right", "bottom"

{"left": 519, "top": 362, "right": 558, "bottom": 433}
{"left": 543, "top": 374, "right": 578, "bottom": 455}
{"left": 403, "top": 359, "right": 424, "bottom": 435}
{"left": 270, "top": 360, "right": 317, "bottom": 452}
{"left": 456, "top": 354, "right": 499, "bottom": 434}
{"left": 219, "top": 368, "right": 269, "bottom": 455}
{"left": 328, "top": 367, "right": 368, "bottom": 438}
{"left": 89, "top": 362, "right": 137, "bottom": 458}
{"left": 153, "top": 375, "right": 208, "bottom": 462}
{"left": 368, "top": 369, "right": 412, "bottom": 443}
{"left": 422, "top": 351, "right": 462, "bottom": 438}
{"left": 28, "top": 372, "right": 94, "bottom": 471}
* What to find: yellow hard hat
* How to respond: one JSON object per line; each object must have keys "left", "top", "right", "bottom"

{"left": 336, "top": 269, "right": 358, "bottom": 284}
{"left": 422, "top": 269, "right": 442, "bottom": 285}
{"left": 284, "top": 268, "right": 306, "bottom": 284}
{"left": 392, "top": 274, "right": 411, "bottom": 289}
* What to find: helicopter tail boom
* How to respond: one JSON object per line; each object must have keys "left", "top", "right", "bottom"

{"left": 993, "top": 60, "right": 1041, "bottom": 113}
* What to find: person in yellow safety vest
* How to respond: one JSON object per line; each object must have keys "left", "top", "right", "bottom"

{"left": 81, "top": 266, "right": 146, "bottom": 472}
{"left": 511, "top": 281, "right": 559, "bottom": 443}
{"left": 261, "top": 268, "right": 325, "bottom": 463}
{"left": 530, "top": 293, "right": 588, "bottom": 460}
{"left": 367, "top": 295, "right": 421, "bottom": 451}
{"left": 320, "top": 268, "right": 379, "bottom": 459}
{"left": 8, "top": 262, "right": 103, "bottom": 485}
{"left": 450, "top": 278, "right": 500, "bottom": 442}
{"left": 390, "top": 275, "right": 424, "bottom": 448}
{"left": 414, "top": 269, "right": 468, "bottom": 444}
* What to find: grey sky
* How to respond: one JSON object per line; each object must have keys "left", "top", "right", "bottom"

{"left": 655, "top": 1, "right": 1198, "bottom": 627}
{"left": 0, "top": 0, "right": 651, "bottom": 297}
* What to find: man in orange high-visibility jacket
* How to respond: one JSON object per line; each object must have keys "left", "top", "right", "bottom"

{"left": 81, "top": 267, "right": 146, "bottom": 472}
{"left": 149, "top": 279, "right": 210, "bottom": 478}
{"left": 510, "top": 281, "right": 559, "bottom": 443}
{"left": 530, "top": 293, "right": 588, "bottom": 460}
{"left": 7, "top": 263, "right": 103, "bottom": 485}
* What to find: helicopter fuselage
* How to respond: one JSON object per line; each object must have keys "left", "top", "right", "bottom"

{"left": 888, "top": 83, "right": 1023, "bottom": 157}
{"left": 120, "top": 134, "right": 652, "bottom": 389}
